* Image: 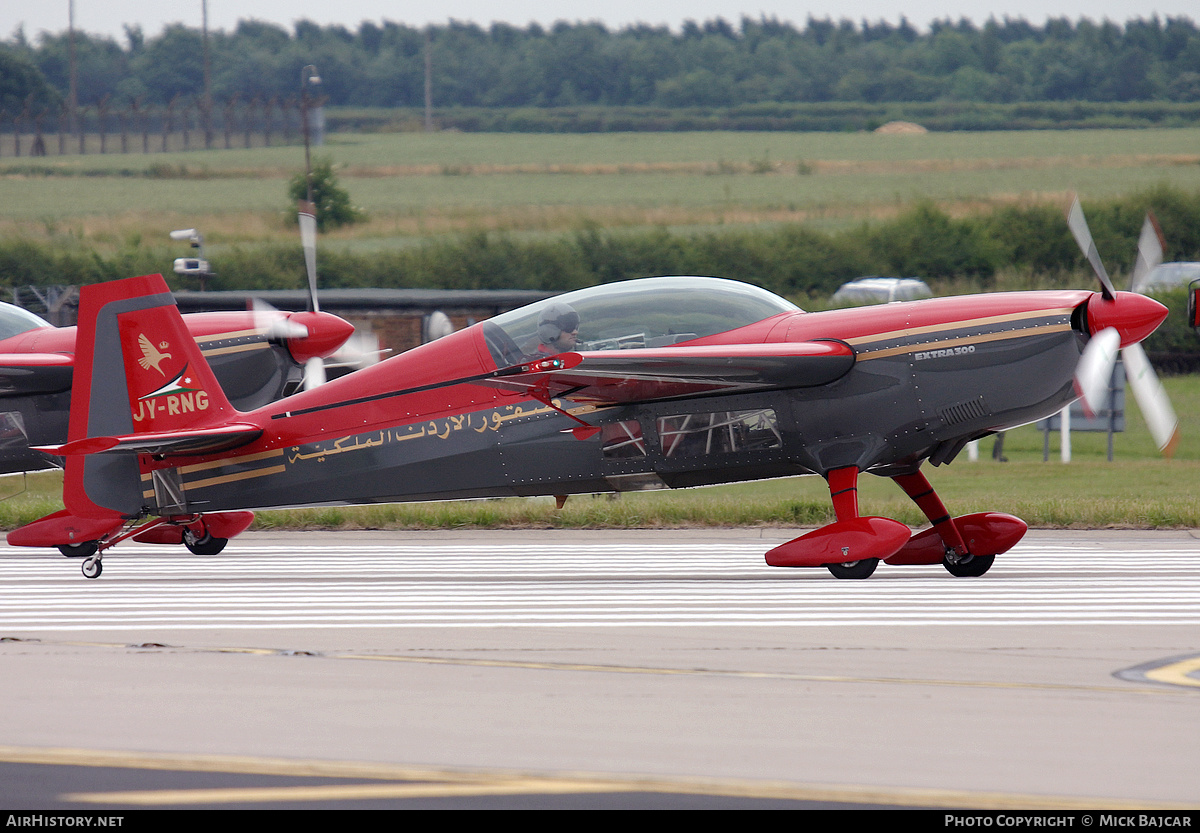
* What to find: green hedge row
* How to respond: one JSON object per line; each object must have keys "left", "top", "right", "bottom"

{"left": 235, "top": 186, "right": 1200, "bottom": 297}
{"left": 329, "top": 101, "right": 1200, "bottom": 134}
{"left": 6, "top": 187, "right": 1198, "bottom": 297}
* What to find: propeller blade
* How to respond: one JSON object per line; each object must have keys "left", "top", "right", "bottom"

{"left": 296, "top": 200, "right": 327, "bottom": 389}
{"left": 1122, "top": 341, "right": 1181, "bottom": 457}
{"left": 1067, "top": 197, "right": 1116, "bottom": 301}
{"left": 1073, "top": 326, "right": 1120, "bottom": 417}
{"left": 302, "top": 356, "right": 327, "bottom": 390}
{"left": 250, "top": 298, "right": 308, "bottom": 340}
{"left": 327, "top": 330, "right": 384, "bottom": 370}
{"left": 1129, "top": 212, "right": 1165, "bottom": 295}
{"left": 298, "top": 200, "right": 320, "bottom": 313}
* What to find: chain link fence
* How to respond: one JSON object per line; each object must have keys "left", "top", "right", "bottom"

{"left": 0, "top": 97, "right": 316, "bottom": 158}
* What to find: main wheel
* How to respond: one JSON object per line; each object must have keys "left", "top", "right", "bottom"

{"left": 59, "top": 541, "right": 99, "bottom": 558}
{"left": 184, "top": 531, "right": 228, "bottom": 556}
{"left": 943, "top": 553, "right": 995, "bottom": 577}
{"left": 827, "top": 558, "right": 879, "bottom": 580}
{"left": 81, "top": 557, "right": 102, "bottom": 579}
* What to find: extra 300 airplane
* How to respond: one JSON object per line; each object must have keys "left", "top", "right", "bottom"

{"left": 7, "top": 202, "right": 1176, "bottom": 580}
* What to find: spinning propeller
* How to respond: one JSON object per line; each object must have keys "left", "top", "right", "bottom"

{"left": 296, "top": 202, "right": 327, "bottom": 389}
{"left": 1068, "top": 197, "right": 1180, "bottom": 456}
{"left": 245, "top": 201, "right": 357, "bottom": 390}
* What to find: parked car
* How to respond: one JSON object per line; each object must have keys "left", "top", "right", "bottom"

{"left": 831, "top": 277, "right": 933, "bottom": 306}
{"left": 1135, "top": 262, "right": 1200, "bottom": 294}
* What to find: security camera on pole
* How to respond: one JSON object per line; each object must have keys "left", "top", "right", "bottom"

{"left": 169, "top": 228, "right": 212, "bottom": 291}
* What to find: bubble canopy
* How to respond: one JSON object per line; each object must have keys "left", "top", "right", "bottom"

{"left": 481, "top": 277, "right": 799, "bottom": 367}
{"left": 0, "top": 302, "right": 53, "bottom": 342}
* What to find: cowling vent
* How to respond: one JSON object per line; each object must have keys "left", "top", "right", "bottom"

{"left": 940, "top": 397, "right": 990, "bottom": 426}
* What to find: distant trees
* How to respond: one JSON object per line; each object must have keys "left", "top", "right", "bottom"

{"left": 2, "top": 15, "right": 1199, "bottom": 112}
{"left": 0, "top": 46, "right": 59, "bottom": 112}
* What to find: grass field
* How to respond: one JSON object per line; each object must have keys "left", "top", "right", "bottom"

{"left": 3, "top": 129, "right": 1200, "bottom": 250}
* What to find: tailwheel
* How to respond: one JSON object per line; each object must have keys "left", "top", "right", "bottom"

{"left": 827, "top": 558, "right": 879, "bottom": 580}
{"left": 81, "top": 556, "right": 102, "bottom": 579}
{"left": 943, "top": 553, "right": 995, "bottom": 578}
{"left": 59, "top": 541, "right": 99, "bottom": 558}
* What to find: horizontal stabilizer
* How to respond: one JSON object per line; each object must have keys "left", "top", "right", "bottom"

{"left": 482, "top": 341, "right": 855, "bottom": 403}
{"left": 39, "top": 422, "right": 262, "bottom": 458}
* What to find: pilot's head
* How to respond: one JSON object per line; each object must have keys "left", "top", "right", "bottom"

{"left": 537, "top": 302, "right": 580, "bottom": 352}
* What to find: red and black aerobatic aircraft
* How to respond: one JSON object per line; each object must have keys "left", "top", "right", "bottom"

{"left": 8, "top": 216, "right": 1172, "bottom": 579}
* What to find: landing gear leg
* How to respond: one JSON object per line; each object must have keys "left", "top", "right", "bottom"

{"left": 824, "top": 467, "right": 879, "bottom": 579}
{"left": 892, "top": 470, "right": 969, "bottom": 558}
{"left": 891, "top": 469, "right": 1009, "bottom": 577}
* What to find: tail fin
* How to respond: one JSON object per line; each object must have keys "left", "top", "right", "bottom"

{"left": 63, "top": 274, "right": 243, "bottom": 519}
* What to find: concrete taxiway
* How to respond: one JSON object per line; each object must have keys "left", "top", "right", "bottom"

{"left": 0, "top": 528, "right": 1197, "bottom": 809}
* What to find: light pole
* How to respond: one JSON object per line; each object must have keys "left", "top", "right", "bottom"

{"left": 202, "top": 0, "right": 212, "bottom": 149}
{"left": 300, "top": 65, "right": 321, "bottom": 204}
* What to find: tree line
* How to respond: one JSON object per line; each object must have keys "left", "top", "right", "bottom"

{"left": 3, "top": 15, "right": 1200, "bottom": 116}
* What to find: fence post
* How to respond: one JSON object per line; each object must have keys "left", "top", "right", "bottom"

{"left": 33, "top": 110, "right": 46, "bottom": 156}
{"left": 98, "top": 97, "right": 109, "bottom": 153}
{"left": 244, "top": 97, "right": 256, "bottom": 148}
{"left": 182, "top": 99, "right": 190, "bottom": 151}
{"left": 164, "top": 96, "right": 179, "bottom": 152}
{"left": 223, "top": 95, "right": 237, "bottom": 149}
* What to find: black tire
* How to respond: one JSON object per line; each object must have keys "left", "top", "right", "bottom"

{"left": 184, "top": 534, "right": 228, "bottom": 556}
{"left": 827, "top": 558, "right": 879, "bottom": 580}
{"left": 943, "top": 553, "right": 995, "bottom": 577}
{"left": 59, "top": 541, "right": 99, "bottom": 558}
{"left": 81, "top": 558, "right": 102, "bottom": 579}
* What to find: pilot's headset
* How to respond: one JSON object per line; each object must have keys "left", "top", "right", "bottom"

{"left": 537, "top": 302, "right": 580, "bottom": 348}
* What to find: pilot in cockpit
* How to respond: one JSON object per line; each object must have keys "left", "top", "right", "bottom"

{"left": 534, "top": 302, "right": 580, "bottom": 354}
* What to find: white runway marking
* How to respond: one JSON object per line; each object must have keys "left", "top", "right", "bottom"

{"left": 2, "top": 537, "right": 1198, "bottom": 629}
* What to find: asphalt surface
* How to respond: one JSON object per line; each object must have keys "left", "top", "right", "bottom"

{"left": 1, "top": 528, "right": 1198, "bottom": 810}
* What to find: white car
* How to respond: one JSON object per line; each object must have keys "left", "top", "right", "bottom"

{"left": 831, "top": 277, "right": 933, "bottom": 306}
{"left": 1134, "top": 262, "right": 1200, "bottom": 294}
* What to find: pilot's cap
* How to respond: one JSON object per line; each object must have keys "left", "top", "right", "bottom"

{"left": 537, "top": 302, "right": 579, "bottom": 343}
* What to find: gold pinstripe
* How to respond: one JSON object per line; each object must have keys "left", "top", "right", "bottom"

{"left": 200, "top": 341, "right": 271, "bottom": 358}
{"left": 856, "top": 323, "right": 1073, "bottom": 361}
{"left": 842, "top": 307, "right": 1076, "bottom": 347}
{"left": 194, "top": 329, "right": 262, "bottom": 343}
{"left": 141, "top": 449, "right": 287, "bottom": 499}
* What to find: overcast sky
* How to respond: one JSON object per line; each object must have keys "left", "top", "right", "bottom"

{"left": 3, "top": 1, "right": 1197, "bottom": 42}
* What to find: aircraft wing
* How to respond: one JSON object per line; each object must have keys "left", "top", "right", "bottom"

{"left": 0, "top": 353, "right": 74, "bottom": 395}
{"left": 482, "top": 341, "right": 855, "bottom": 403}
{"left": 37, "top": 423, "right": 263, "bottom": 458}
